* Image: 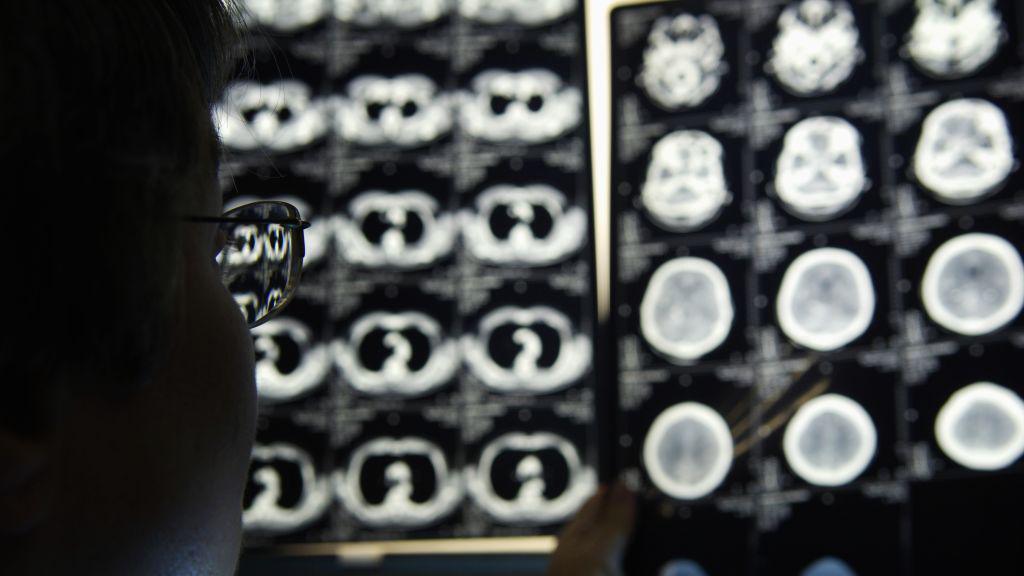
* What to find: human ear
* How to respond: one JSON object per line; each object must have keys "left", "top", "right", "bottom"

{"left": 0, "top": 431, "right": 54, "bottom": 534}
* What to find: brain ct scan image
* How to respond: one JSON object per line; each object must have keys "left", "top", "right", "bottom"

{"left": 252, "top": 317, "right": 330, "bottom": 403}
{"left": 334, "top": 190, "right": 457, "bottom": 269}
{"left": 242, "top": 0, "right": 328, "bottom": 32}
{"left": 334, "top": 437, "right": 463, "bottom": 528}
{"left": 459, "top": 69, "right": 582, "bottom": 143}
{"left": 641, "top": 130, "right": 731, "bottom": 231}
{"left": 215, "top": 81, "right": 329, "bottom": 152}
{"left": 458, "top": 0, "right": 576, "bottom": 26}
{"left": 766, "top": 0, "right": 863, "bottom": 96}
{"left": 640, "top": 258, "right": 734, "bottom": 362}
{"left": 334, "top": 75, "right": 452, "bottom": 147}
{"left": 906, "top": 0, "right": 1006, "bottom": 79}
{"left": 801, "top": 557, "right": 858, "bottom": 576}
{"left": 921, "top": 233, "right": 1024, "bottom": 336}
{"left": 459, "top": 184, "right": 587, "bottom": 266}
{"left": 642, "top": 403, "right": 733, "bottom": 500}
{"left": 776, "top": 248, "right": 876, "bottom": 351}
{"left": 783, "top": 394, "right": 877, "bottom": 486}
{"left": 332, "top": 311, "right": 459, "bottom": 397}
{"left": 913, "top": 98, "right": 1015, "bottom": 204}
{"left": 333, "top": 0, "right": 451, "bottom": 28}
{"left": 461, "top": 306, "right": 591, "bottom": 394}
{"left": 466, "top": 432, "right": 596, "bottom": 524}
{"left": 934, "top": 382, "right": 1024, "bottom": 471}
{"left": 774, "top": 116, "right": 867, "bottom": 221}
{"left": 659, "top": 560, "right": 710, "bottom": 576}
{"left": 243, "top": 443, "right": 332, "bottom": 534}
{"left": 638, "top": 13, "right": 726, "bottom": 109}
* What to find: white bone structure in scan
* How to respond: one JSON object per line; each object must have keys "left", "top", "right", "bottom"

{"left": 243, "top": 442, "right": 332, "bottom": 534}
{"left": 334, "top": 190, "right": 457, "bottom": 269}
{"left": 459, "top": 184, "right": 587, "bottom": 266}
{"left": 458, "top": 0, "right": 576, "bottom": 26}
{"left": 643, "top": 402, "right": 733, "bottom": 500}
{"left": 913, "top": 98, "right": 1014, "bottom": 204}
{"left": 461, "top": 306, "right": 591, "bottom": 394}
{"left": 783, "top": 394, "right": 877, "bottom": 486}
{"left": 334, "top": 0, "right": 452, "bottom": 28}
{"left": 639, "top": 12, "right": 726, "bottom": 110}
{"left": 921, "top": 233, "right": 1024, "bottom": 336}
{"left": 332, "top": 311, "right": 459, "bottom": 397}
{"left": 334, "top": 437, "right": 463, "bottom": 528}
{"left": 640, "top": 257, "right": 734, "bottom": 362}
{"left": 934, "top": 382, "right": 1024, "bottom": 471}
{"left": 774, "top": 116, "right": 866, "bottom": 220}
{"left": 776, "top": 248, "right": 876, "bottom": 351}
{"left": 641, "top": 130, "right": 731, "bottom": 231}
{"left": 766, "top": 0, "right": 863, "bottom": 96}
{"left": 459, "top": 69, "right": 582, "bottom": 143}
{"left": 252, "top": 317, "right": 330, "bottom": 403}
{"left": 906, "top": 0, "right": 1005, "bottom": 79}
{"left": 465, "top": 432, "right": 596, "bottom": 524}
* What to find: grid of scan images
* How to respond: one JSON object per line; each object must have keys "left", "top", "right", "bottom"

{"left": 610, "top": 0, "right": 1024, "bottom": 574}
{"left": 216, "top": 0, "right": 599, "bottom": 544}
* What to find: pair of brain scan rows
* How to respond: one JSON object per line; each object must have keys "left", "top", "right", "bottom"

{"left": 214, "top": 69, "right": 582, "bottom": 153}
{"left": 658, "top": 557, "right": 856, "bottom": 576}
{"left": 637, "top": 0, "right": 862, "bottom": 109}
{"left": 640, "top": 118, "right": 867, "bottom": 232}
{"left": 642, "top": 394, "right": 878, "bottom": 501}
{"left": 243, "top": 432, "right": 595, "bottom": 534}
{"left": 242, "top": 0, "right": 577, "bottom": 32}
{"left": 333, "top": 185, "right": 587, "bottom": 269}
{"left": 253, "top": 305, "right": 590, "bottom": 402}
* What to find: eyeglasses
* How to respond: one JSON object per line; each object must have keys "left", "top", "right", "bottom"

{"left": 187, "top": 200, "right": 310, "bottom": 328}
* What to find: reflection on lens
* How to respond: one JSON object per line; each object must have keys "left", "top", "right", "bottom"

{"left": 935, "top": 382, "right": 1024, "bottom": 471}
{"left": 643, "top": 402, "right": 733, "bottom": 500}
{"left": 783, "top": 394, "right": 876, "bottom": 486}
{"left": 921, "top": 233, "right": 1024, "bottom": 336}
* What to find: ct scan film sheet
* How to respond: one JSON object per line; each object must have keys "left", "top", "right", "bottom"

{"left": 216, "top": 0, "right": 600, "bottom": 545}
{"left": 608, "top": 0, "right": 1024, "bottom": 574}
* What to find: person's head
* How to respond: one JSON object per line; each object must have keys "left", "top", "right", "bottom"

{"left": 0, "top": 2, "right": 259, "bottom": 574}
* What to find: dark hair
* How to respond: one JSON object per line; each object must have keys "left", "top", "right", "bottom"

{"left": 0, "top": 1, "right": 241, "bottom": 435}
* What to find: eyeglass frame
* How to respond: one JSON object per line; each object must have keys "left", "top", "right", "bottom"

{"left": 185, "top": 200, "right": 311, "bottom": 328}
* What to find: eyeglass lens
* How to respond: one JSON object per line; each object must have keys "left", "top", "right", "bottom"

{"left": 216, "top": 202, "right": 304, "bottom": 327}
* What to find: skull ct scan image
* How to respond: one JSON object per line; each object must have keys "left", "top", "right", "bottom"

{"left": 333, "top": 190, "right": 457, "bottom": 269}
{"left": 773, "top": 116, "right": 867, "bottom": 221}
{"left": 639, "top": 12, "right": 727, "bottom": 109}
{"left": 334, "top": 74, "right": 453, "bottom": 147}
{"left": 640, "top": 257, "right": 735, "bottom": 362}
{"left": 906, "top": 0, "right": 1006, "bottom": 79}
{"left": 332, "top": 311, "right": 460, "bottom": 397}
{"left": 913, "top": 98, "right": 1015, "bottom": 205}
{"left": 776, "top": 247, "right": 876, "bottom": 352}
{"left": 934, "top": 382, "right": 1024, "bottom": 471}
{"left": 334, "top": 437, "right": 463, "bottom": 528}
{"left": 460, "top": 306, "right": 591, "bottom": 394}
{"left": 783, "top": 394, "right": 877, "bottom": 487}
{"left": 465, "top": 432, "right": 596, "bottom": 525}
{"left": 243, "top": 442, "right": 332, "bottom": 534}
{"left": 459, "top": 184, "right": 587, "bottom": 267}
{"left": 766, "top": 0, "right": 863, "bottom": 96}
{"left": 459, "top": 68, "right": 582, "bottom": 143}
{"left": 215, "top": 80, "right": 330, "bottom": 152}
{"left": 642, "top": 402, "right": 734, "bottom": 500}
{"left": 641, "top": 130, "right": 731, "bottom": 231}
{"left": 920, "top": 233, "right": 1024, "bottom": 336}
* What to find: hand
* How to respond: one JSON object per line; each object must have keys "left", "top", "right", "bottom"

{"left": 546, "top": 481, "right": 636, "bottom": 576}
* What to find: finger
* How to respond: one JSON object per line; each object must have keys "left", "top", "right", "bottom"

{"left": 593, "top": 481, "right": 637, "bottom": 544}
{"left": 559, "top": 484, "right": 608, "bottom": 538}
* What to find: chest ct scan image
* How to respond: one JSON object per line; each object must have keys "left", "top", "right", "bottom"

{"left": 783, "top": 394, "right": 877, "bottom": 487}
{"left": 459, "top": 68, "right": 582, "bottom": 143}
{"left": 243, "top": 443, "right": 333, "bottom": 534}
{"left": 642, "top": 402, "right": 734, "bottom": 500}
{"left": 216, "top": 80, "right": 330, "bottom": 153}
{"left": 766, "top": 0, "right": 863, "bottom": 96}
